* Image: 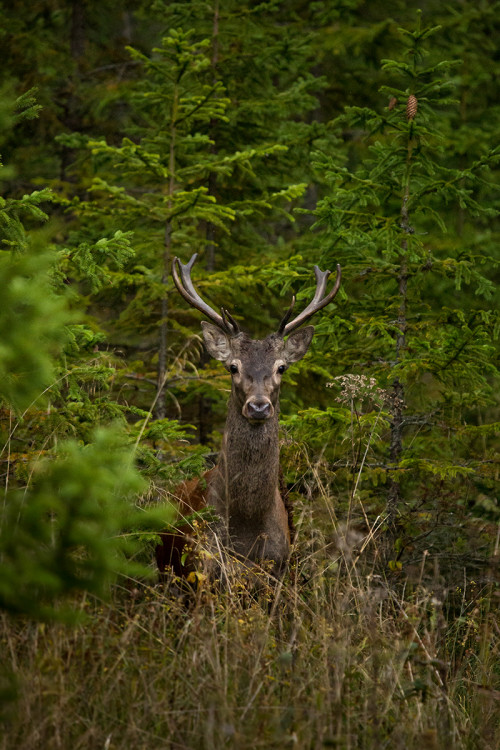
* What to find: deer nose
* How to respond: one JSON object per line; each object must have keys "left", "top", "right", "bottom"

{"left": 245, "top": 399, "right": 272, "bottom": 420}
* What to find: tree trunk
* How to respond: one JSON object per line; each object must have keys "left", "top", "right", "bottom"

{"left": 387, "top": 183, "right": 411, "bottom": 532}
{"left": 197, "top": 1, "right": 220, "bottom": 441}
{"left": 155, "top": 90, "right": 177, "bottom": 420}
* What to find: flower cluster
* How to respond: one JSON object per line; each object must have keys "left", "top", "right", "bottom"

{"left": 327, "top": 374, "right": 387, "bottom": 407}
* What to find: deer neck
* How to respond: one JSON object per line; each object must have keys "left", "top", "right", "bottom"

{"left": 214, "top": 396, "right": 280, "bottom": 521}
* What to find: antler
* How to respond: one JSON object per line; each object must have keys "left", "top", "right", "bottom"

{"left": 277, "top": 264, "right": 342, "bottom": 336}
{"left": 172, "top": 253, "right": 240, "bottom": 336}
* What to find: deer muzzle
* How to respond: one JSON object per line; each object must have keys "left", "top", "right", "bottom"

{"left": 243, "top": 398, "right": 273, "bottom": 422}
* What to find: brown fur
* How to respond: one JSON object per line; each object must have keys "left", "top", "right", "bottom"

{"left": 279, "top": 469, "right": 295, "bottom": 544}
{"left": 158, "top": 255, "right": 340, "bottom": 581}
{"left": 155, "top": 469, "right": 213, "bottom": 577}
{"left": 155, "top": 466, "right": 295, "bottom": 578}
{"left": 156, "top": 326, "right": 312, "bottom": 580}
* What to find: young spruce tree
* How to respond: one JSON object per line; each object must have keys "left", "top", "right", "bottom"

{"left": 287, "top": 16, "right": 500, "bottom": 576}
{"left": 57, "top": 14, "right": 319, "bottom": 448}
{"left": 0, "top": 93, "right": 160, "bottom": 619}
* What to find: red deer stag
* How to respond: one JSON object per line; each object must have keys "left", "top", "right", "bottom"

{"left": 155, "top": 254, "right": 341, "bottom": 581}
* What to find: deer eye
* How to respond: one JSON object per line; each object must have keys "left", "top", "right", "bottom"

{"left": 229, "top": 364, "right": 239, "bottom": 374}
{"left": 277, "top": 364, "right": 286, "bottom": 374}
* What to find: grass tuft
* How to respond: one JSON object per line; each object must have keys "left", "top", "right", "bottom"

{"left": 1, "top": 487, "right": 498, "bottom": 749}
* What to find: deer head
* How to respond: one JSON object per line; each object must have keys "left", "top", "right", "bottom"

{"left": 172, "top": 254, "right": 341, "bottom": 424}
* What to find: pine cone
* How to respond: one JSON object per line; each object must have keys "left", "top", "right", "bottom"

{"left": 406, "top": 94, "right": 418, "bottom": 121}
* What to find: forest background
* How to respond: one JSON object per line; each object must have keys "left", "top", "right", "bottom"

{"left": 0, "top": 1, "right": 499, "bottom": 748}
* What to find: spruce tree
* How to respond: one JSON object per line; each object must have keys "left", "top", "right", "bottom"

{"left": 0, "top": 92, "right": 168, "bottom": 619}
{"left": 56, "top": 9, "right": 321, "bottom": 440}
{"left": 285, "top": 15, "right": 500, "bottom": 575}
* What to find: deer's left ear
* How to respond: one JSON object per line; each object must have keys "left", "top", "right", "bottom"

{"left": 283, "top": 325, "right": 314, "bottom": 364}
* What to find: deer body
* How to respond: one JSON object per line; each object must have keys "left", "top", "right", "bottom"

{"left": 204, "top": 335, "right": 291, "bottom": 574}
{"left": 155, "top": 255, "right": 341, "bottom": 580}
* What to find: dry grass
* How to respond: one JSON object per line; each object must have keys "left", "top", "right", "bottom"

{"left": 1, "top": 491, "right": 499, "bottom": 750}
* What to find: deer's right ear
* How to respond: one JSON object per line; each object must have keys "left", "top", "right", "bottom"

{"left": 283, "top": 325, "right": 314, "bottom": 363}
{"left": 201, "top": 321, "right": 232, "bottom": 362}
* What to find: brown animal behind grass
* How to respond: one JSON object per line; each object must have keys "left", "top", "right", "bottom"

{"left": 155, "top": 253, "right": 341, "bottom": 582}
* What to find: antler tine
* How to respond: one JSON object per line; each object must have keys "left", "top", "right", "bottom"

{"left": 221, "top": 307, "right": 239, "bottom": 334}
{"left": 277, "top": 295, "right": 296, "bottom": 335}
{"left": 280, "top": 263, "right": 342, "bottom": 336}
{"left": 172, "top": 254, "right": 239, "bottom": 335}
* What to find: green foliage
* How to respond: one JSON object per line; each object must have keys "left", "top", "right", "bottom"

{"left": 283, "top": 14, "right": 500, "bottom": 566}
{"left": 61, "top": 230, "right": 135, "bottom": 294}
{"left": 0, "top": 88, "right": 172, "bottom": 619}
{"left": 0, "top": 428, "right": 148, "bottom": 618}
{"left": 0, "top": 0, "right": 498, "bottom": 620}
{"left": 0, "top": 246, "right": 68, "bottom": 411}
{"left": 0, "top": 4, "right": 498, "bottom": 747}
